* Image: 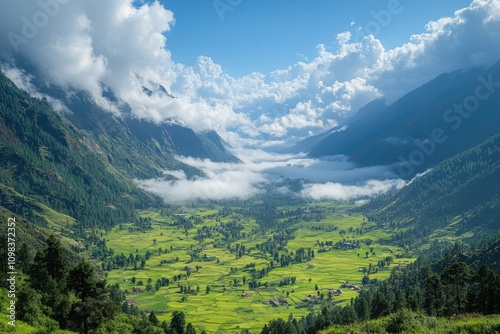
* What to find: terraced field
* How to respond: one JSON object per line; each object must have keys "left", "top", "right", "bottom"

{"left": 104, "top": 202, "right": 415, "bottom": 333}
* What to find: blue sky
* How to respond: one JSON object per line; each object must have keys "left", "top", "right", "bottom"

{"left": 2, "top": 0, "right": 499, "bottom": 142}
{"left": 1, "top": 0, "right": 499, "bottom": 202}
{"left": 162, "top": 0, "right": 473, "bottom": 77}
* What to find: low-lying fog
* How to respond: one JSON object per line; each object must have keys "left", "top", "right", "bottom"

{"left": 135, "top": 149, "right": 406, "bottom": 203}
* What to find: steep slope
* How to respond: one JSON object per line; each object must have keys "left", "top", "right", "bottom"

{"left": 308, "top": 60, "right": 500, "bottom": 176}
{"left": 62, "top": 91, "right": 239, "bottom": 180}
{"left": 0, "top": 71, "right": 160, "bottom": 231}
{"left": 291, "top": 98, "right": 387, "bottom": 154}
{"left": 364, "top": 134, "right": 500, "bottom": 245}
{"left": 0, "top": 66, "right": 240, "bottom": 231}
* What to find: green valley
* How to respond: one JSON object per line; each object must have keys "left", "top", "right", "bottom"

{"left": 1, "top": 5, "right": 500, "bottom": 332}
{"left": 100, "top": 201, "right": 415, "bottom": 333}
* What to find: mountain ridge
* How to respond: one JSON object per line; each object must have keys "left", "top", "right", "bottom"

{"left": 364, "top": 133, "right": 500, "bottom": 247}
{"left": 0, "top": 68, "right": 238, "bottom": 234}
{"left": 306, "top": 60, "right": 500, "bottom": 177}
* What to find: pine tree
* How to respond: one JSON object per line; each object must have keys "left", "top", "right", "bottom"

{"left": 441, "top": 262, "right": 472, "bottom": 315}
{"left": 18, "top": 242, "right": 33, "bottom": 273}
{"left": 170, "top": 311, "right": 186, "bottom": 334}
{"left": 29, "top": 235, "right": 71, "bottom": 328}
{"left": 149, "top": 311, "right": 159, "bottom": 326}
{"left": 185, "top": 323, "right": 196, "bottom": 334}
{"left": 67, "top": 261, "right": 117, "bottom": 334}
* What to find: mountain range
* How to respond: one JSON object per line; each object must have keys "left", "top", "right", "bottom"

{"left": 0, "top": 69, "right": 237, "bottom": 235}
{"left": 303, "top": 60, "right": 500, "bottom": 177}
{"left": 1, "top": 57, "right": 500, "bottom": 248}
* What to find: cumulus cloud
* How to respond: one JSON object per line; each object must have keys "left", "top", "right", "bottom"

{"left": 171, "top": 0, "right": 500, "bottom": 140}
{"left": 0, "top": 0, "right": 249, "bottom": 133}
{"left": 2, "top": 0, "right": 500, "bottom": 143}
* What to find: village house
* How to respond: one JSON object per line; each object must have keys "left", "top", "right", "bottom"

{"left": 266, "top": 299, "right": 289, "bottom": 307}
{"left": 132, "top": 287, "right": 143, "bottom": 294}
{"left": 341, "top": 283, "right": 361, "bottom": 291}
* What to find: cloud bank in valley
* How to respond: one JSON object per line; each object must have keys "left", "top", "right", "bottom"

{"left": 301, "top": 179, "right": 406, "bottom": 201}
{"left": 135, "top": 155, "right": 269, "bottom": 203}
{"left": 1, "top": 0, "right": 500, "bottom": 144}
{"left": 0, "top": 1, "right": 498, "bottom": 203}
{"left": 135, "top": 151, "right": 406, "bottom": 203}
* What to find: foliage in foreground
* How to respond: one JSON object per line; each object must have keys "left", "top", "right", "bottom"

{"left": 0, "top": 234, "right": 198, "bottom": 334}
{"left": 259, "top": 237, "right": 500, "bottom": 334}
{"left": 321, "top": 310, "right": 500, "bottom": 334}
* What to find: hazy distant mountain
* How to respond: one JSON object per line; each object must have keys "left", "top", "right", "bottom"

{"left": 306, "top": 60, "right": 500, "bottom": 177}
{"left": 290, "top": 98, "right": 387, "bottom": 154}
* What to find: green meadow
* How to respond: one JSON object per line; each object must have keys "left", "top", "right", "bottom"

{"left": 104, "top": 202, "right": 415, "bottom": 333}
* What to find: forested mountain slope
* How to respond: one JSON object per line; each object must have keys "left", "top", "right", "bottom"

{"left": 307, "top": 61, "right": 500, "bottom": 176}
{"left": 0, "top": 69, "right": 237, "bottom": 233}
{"left": 365, "top": 133, "right": 500, "bottom": 246}
{"left": 63, "top": 91, "right": 239, "bottom": 180}
{"left": 0, "top": 71, "right": 161, "bottom": 231}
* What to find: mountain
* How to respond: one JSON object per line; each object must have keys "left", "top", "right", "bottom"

{"left": 54, "top": 90, "right": 239, "bottom": 180}
{"left": 290, "top": 98, "right": 387, "bottom": 154}
{"left": 0, "top": 69, "right": 238, "bottom": 233}
{"left": 364, "top": 133, "right": 500, "bottom": 246}
{"left": 306, "top": 60, "right": 500, "bottom": 177}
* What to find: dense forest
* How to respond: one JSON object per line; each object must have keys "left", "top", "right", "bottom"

{"left": 0, "top": 71, "right": 159, "bottom": 232}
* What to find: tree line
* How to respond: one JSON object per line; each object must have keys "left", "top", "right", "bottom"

{"left": 258, "top": 237, "right": 500, "bottom": 334}
{"left": 0, "top": 234, "right": 203, "bottom": 334}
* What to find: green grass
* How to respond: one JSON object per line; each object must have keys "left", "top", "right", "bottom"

{"left": 320, "top": 310, "right": 500, "bottom": 334}
{"left": 104, "top": 202, "right": 416, "bottom": 333}
{"left": 0, "top": 183, "right": 77, "bottom": 233}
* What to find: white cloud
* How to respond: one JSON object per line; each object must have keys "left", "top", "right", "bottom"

{"left": 135, "top": 164, "right": 266, "bottom": 203}
{"left": 135, "top": 150, "right": 406, "bottom": 203}
{"left": 1, "top": 0, "right": 500, "bottom": 143}
{"left": 301, "top": 179, "right": 406, "bottom": 201}
{"left": 0, "top": 64, "right": 68, "bottom": 112}
{"left": 135, "top": 155, "right": 270, "bottom": 203}
{"left": 0, "top": 0, "right": 249, "bottom": 133}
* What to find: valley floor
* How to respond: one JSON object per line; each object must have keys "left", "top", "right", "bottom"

{"left": 103, "top": 201, "right": 415, "bottom": 333}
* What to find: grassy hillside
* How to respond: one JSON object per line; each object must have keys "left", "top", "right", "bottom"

{"left": 364, "top": 134, "right": 500, "bottom": 247}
